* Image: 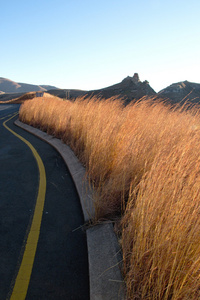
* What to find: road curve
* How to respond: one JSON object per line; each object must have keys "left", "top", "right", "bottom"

{"left": 15, "top": 114, "right": 125, "bottom": 300}
{"left": 0, "top": 105, "right": 89, "bottom": 299}
{"left": 3, "top": 114, "right": 47, "bottom": 299}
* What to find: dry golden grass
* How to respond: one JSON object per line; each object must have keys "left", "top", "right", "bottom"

{"left": 122, "top": 136, "right": 200, "bottom": 299}
{"left": 19, "top": 95, "right": 200, "bottom": 299}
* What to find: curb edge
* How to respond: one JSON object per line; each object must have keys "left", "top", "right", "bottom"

{"left": 14, "top": 119, "right": 125, "bottom": 300}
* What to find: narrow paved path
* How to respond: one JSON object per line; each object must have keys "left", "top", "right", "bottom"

{"left": 0, "top": 105, "right": 89, "bottom": 299}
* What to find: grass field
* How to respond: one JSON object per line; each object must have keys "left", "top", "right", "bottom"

{"left": 19, "top": 95, "right": 200, "bottom": 299}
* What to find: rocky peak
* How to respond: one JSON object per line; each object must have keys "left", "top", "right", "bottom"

{"left": 122, "top": 73, "right": 142, "bottom": 85}
{"left": 132, "top": 73, "right": 140, "bottom": 84}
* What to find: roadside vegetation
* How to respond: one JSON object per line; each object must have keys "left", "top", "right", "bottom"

{"left": 19, "top": 95, "right": 200, "bottom": 299}
{"left": 0, "top": 91, "right": 57, "bottom": 104}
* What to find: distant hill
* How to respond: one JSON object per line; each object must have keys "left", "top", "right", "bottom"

{"left": 84, "top": 73, "right": 156, "bottom": 104}
{"left": 158, "top": 81, "right": 200, "bottom": 105}
{"left": 48, "top": 74, "right": 156, "bottom": 104}
{"left": 2, "top": 75, "right": 200, "bottom": 107}
{"left": 0, "top": 77, "right": 59, "bottom": 93}
{"left": 0, "top": 74, "right": 158, "bottom": 105}
{"left": 40, "top": 84, "right": 60, "bottom": 90}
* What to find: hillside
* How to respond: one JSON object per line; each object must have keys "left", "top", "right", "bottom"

{"left": 0, "top": 92, "right": 25, "bottom": 102}
{"left": 84, "top": 73, "right": 156, "bottom": 103}
{"left": 48, "top": 89, "right": 87, "bottom": 99}
{"left": 0, "top": 77, "right": 59, "bottom": 93}
{"left": 2, "top": 75, "right": 200, "bottom": 106}
{"left": 158, "top": 81, "right": 200, "bottom": 104}
{"left": 47, "top": 73, "right": 156, "bottom": 103}
{"left": 0, "top": 91, "right": 57, "bottom": 104}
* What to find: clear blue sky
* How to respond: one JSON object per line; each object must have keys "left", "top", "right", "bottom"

{"left": 1, "top": 0, "right": 200, "bottom": 92}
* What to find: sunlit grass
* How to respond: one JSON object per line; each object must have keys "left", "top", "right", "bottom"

{"left": 19, "top": 95, "right": 200, "bottom": 299}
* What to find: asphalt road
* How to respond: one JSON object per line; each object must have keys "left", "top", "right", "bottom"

{"left": 0, "top": 105, "right": 89, "bottom": 299}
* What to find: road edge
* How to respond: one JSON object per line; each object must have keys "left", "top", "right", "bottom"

{"left": 14, "top": 119, "right": 125, "bottom": 300}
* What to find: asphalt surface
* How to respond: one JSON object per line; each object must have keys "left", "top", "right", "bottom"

{"left": 15, "top": 119, "right": 125, "bottom": 300}
{"left": 0, "top": 105, "right": 89, "bottom": 299}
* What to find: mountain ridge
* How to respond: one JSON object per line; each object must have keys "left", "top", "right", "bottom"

{"left": 80, "top": 73, "right": 156, "bottom": 104}
{"left": 1, "top": 75, "right": 200, "bottom": 105}
{"left": 158, "top": 80, "right": 200, "bottom": 104}
{"left": 0, "top": 77, "right": 59, "bottom": 93}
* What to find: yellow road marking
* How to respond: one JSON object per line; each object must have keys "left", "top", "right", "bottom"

{"left": 3, "top": 114, "right": 46, "bottom": 300}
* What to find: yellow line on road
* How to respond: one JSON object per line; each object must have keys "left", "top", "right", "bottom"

{"left": 3, "top": 114, "right": 46, "bottom": 300}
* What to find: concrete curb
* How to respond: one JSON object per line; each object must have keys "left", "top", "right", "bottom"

{"left": 14, "top": 120, "right": 125, "bottom": 300}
